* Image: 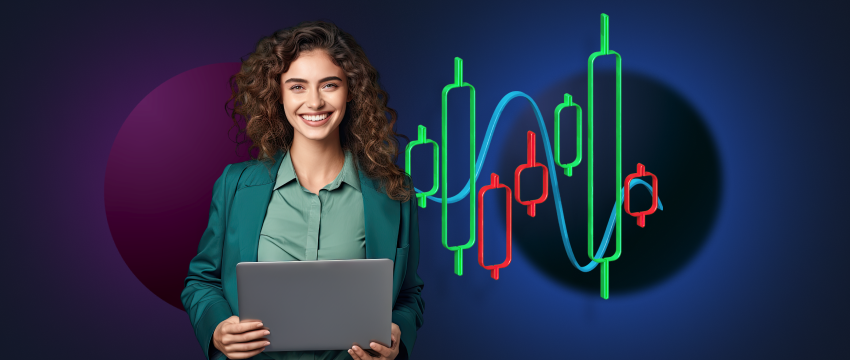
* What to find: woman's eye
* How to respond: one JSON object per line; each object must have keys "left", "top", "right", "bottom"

{"left": 289, "top": 84, "right": 337, "bottom": 90}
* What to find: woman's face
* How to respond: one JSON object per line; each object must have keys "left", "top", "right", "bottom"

{"left": 280, "top": 49, "right": 352, "bottom": 143}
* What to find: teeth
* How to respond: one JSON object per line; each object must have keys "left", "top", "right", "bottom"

{"left": 301, "top": 113, "right": 330, "bottom": 121}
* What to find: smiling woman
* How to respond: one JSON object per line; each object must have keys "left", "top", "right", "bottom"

{"left": 180, "top": 21, "right": 424, "bottom": 360}
{"left": 226, "top": 21, "right": 412, "bottom": 202}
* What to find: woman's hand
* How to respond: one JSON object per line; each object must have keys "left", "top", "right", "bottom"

{"left": 348, "top": 322, "right": 401, "bottom": 360}
{"left": 212, "top": 315, "right": 270, "bottom": 359}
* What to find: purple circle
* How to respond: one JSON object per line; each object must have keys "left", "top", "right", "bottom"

{"left": 105, "top": 63, "right": 252, "bottom": 310}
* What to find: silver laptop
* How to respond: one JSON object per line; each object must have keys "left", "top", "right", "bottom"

{"left": 236, "top": 259, "right": 392, "bottom": 352}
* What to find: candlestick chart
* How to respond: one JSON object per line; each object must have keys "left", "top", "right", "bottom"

{"left": 404, "top": 13, "right": 666, "bottom": 299}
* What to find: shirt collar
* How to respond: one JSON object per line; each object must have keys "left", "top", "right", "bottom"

{"left": 274, "top": 149, "right": 361, "bottom": 192}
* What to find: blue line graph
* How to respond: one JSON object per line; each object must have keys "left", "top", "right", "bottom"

{"left": 412, "top": 91, "right": 664, "bottom": 273}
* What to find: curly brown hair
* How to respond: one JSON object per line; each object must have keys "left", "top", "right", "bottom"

{"left": 226, "top": 20, "right": 412, "bottom": 202}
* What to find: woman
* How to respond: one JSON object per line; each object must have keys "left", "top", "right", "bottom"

{"left": 181, "top": 21, "right": 424, "bottom": 360}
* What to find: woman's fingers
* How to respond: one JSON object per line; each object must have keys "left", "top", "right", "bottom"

{"left": 223, "top": 330, "right": 268, "bottom": 346}
{"left": 220, "top": 321, "right": 270, "bottom": 359}
{"left": 390, "top": 323, "right": 401, "bottom": 349}
{"left": 349, "top": 345, "right": 374, "bottom": 359}
{"left": 222, "top": 321, "right": 267, "bottom": 343}
{"left": 348, "top": 348, "right": 362, "bottom": 360}
{"left": 225, "top": 345, "right": 267, "bottom": 360}
{"left": 226, "top": 320, "right": 265, "bottom": 335}
{"left": 369, "top": 342, "right": 392, "bottom": 357}
{"left": 226, "top": 338, "right": 270, "bottom": 352}
{"left": 229, "top": 328, "right": 270, "bottom": 343}
{"left": 224, "top": 339, "right": 270, "bottom": 359}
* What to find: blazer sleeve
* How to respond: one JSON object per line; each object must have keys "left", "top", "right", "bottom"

{"left": 391, "top": 187, "right": 426, "bottom": 360}
{"left": 181, "top": 164, "right": 235, "bottom": 360}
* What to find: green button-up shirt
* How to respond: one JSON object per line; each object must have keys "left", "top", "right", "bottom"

{"left": 255, "top": 149, "right": 364, "bottom": 360}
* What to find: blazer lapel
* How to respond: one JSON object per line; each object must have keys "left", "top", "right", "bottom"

{"left": 358, "top": 167, "right": 400, "bottom": 261}
{"left": 237, "top": 151, "right": 286, "bottom": 263}
{"left": 236, "top": 150, "right": 399, "bottom": 262}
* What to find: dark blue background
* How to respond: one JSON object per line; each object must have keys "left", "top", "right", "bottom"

{"left": 3, "top": 0, "right": 847, "bottom": 358}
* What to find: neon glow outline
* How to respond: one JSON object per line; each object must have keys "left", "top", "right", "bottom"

{"left": 554, "top": 94, "right": 583, "bottom": 177}
{"left": 477, "top": 173, "right": 512, "bottom": 280}
{"left": 624, "top": 163, "right": 659, "bottom": 228}
{"left": 404, "top": 125, "right": 439, "bottom": 209}
{"left": 440, "top": 58, "right": 476, "bottom": 276}
{"left": 514, "top": 131, "right": 548, "bottom": 217}
{"left": 406, "top": 14, "right": 665, "bottom": 298}
{"left": 587, "top": 12, "right": 622, "bottom": 300}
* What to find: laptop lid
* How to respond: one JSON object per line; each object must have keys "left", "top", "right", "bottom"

{"left": 236, "top": 259, "right": 392, "bottom": 352}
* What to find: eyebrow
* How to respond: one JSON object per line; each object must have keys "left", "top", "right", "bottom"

{"left": 283, "top": 76, "right": 343, "bottom": 84}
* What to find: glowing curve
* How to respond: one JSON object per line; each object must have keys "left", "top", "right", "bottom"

{"left": 412, "top": 91, "right": 664, "bottom": 272}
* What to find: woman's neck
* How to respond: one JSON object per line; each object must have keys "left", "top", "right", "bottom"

{"left": 288, "top": 130, "right": 345, "bottom": 192}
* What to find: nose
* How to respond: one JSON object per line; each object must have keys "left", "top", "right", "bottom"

{"left": 307, "top": 88, "right": 325, "bottom": 110}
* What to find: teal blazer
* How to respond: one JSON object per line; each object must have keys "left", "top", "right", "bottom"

{"left": 181, "top": 150, "right": 425, "bottom": 360}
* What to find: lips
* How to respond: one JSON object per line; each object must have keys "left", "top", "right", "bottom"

{"left": 299, "top": 111, "right": 332, "bottom": 127}
{"left": 299, "top": 112, "right": 331, "bottom": 121}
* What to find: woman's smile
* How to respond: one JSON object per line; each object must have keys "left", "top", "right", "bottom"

{"left": 299, "top": 111, "right": 333, "bottom": 127}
